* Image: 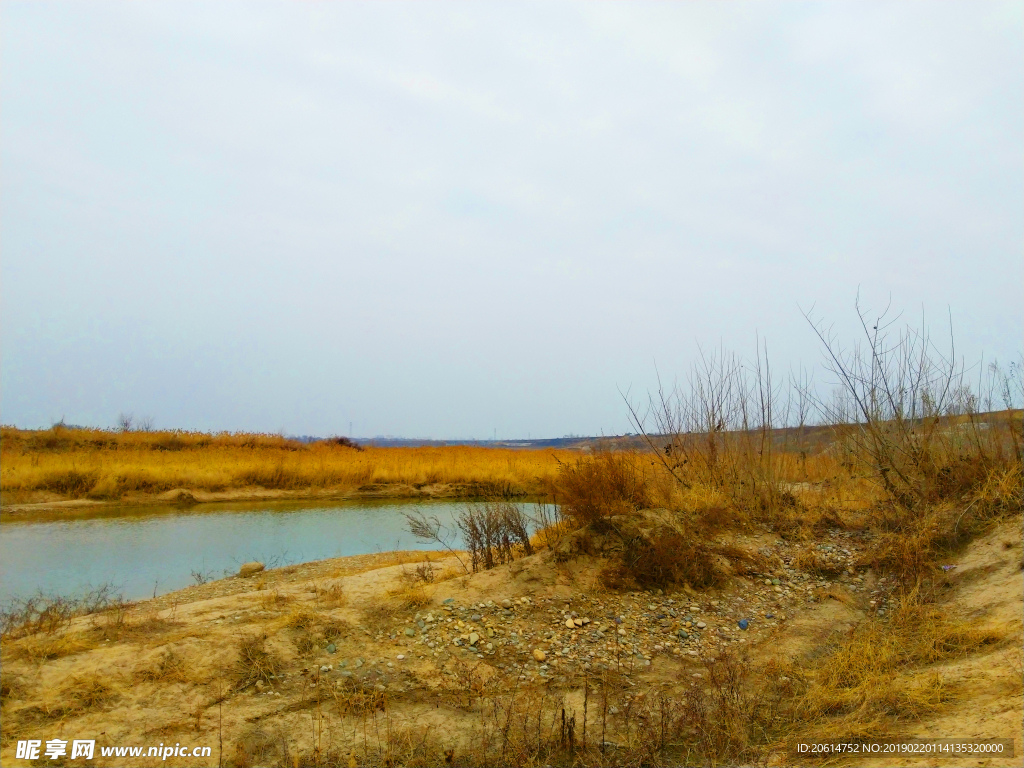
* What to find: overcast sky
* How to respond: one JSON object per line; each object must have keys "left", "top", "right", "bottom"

{"left": 2, "top": 2, "right": 1021, "bottom": 439}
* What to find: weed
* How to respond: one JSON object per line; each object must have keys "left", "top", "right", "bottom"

{"left": 455, "top": 501, "right": 534, "bottom": 572}
{"left": 557, "top": 451, "right": 652, "bottom": 527}
{"left": 233, "top": 633, "right": 281, "bottom": 690}
{"left": 1, "top": 428, "right": 574, "bottom": 502}
{"left": 42, "top": 674, "right": 120, "bottom": 718}
{"left": 134, "top": 649, "right": 190, "bottom": 684}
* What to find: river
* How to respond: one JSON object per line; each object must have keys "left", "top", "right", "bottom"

{"left": 0, "top": 499, "right": 518, "bottom": 603}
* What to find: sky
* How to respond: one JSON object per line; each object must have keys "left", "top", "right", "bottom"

{"left": 2, "top": 2, "right": 1021, "bottom": 439}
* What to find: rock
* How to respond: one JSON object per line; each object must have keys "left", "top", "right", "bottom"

{"left": 677, "top": 630, "right": 689, "bottom": 639}
{"left": 689, "top": 605, "right": 700, "bottom": 612}
{"left": 696, "top": 621, "right": 707, "bottom": 629}
{"left": 471, "top": 613, "right": 482, "bottom": 621}
{"left": 167, "top": 489, "right": 199, "bottom": 506}
{"left": 355, "top": 658, "right": 364, "bottom": 668}
{"left": 326, "top": 643, "right": 337, "bottom": 654}
{"left": 737, "top": 619, "right": 749, "bottom": 631}
{"left": 533, "top": 648, "right": 547, "bottom": 662}
{"left": 469, "top": 632, "right": 480, "bottom": 646}
{"left": 404, "top": 628, "right": 416, "bottom": 637}
{"left": 238, "top": 561, "right": 265, "bottom": 578}
{"left": 320, "top": 665, "right": 332, "bottom": 673}
{"left": 565, "top": 618, "right": 576, "bottom": 629}
{"left": 443, "top": 598, "right": 454, "bottom": 604}
{"left": 573, "top": 618, "right": 584, "bottom": 627}
{"left": 396, "top": 654, "right": 405, "bottom": 660}
{"left": 764, "top": 613, "right": 774, "bottom": 619}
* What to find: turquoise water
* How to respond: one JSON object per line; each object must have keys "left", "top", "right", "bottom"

{"left": 0, "top": 499, "right": 490, "bottom": 603}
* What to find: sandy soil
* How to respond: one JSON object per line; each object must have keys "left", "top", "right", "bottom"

{"left": 1, "top": 482, "right": 522, "bottom": 515}
{"left": 2, "top": 520, "right": 1020, "bottom": 767}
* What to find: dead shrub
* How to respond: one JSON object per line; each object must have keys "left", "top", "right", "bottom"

{"left": 387, "top": 583, "right": 432, "bottom": 611}
{"left": 713, "top": 543, "right": 771, "bottom": 576}
{"left": 134, "top": 649, "right": 189, "bottom": 684}
{"left": 604, "top": 530, "right": 724, "bottom": 590}
{"left": 331, "top": 677, "right": 388, "bottom": 716}
{"left": 311, "top": 579, "right": 346, "bottom": 608}
{"left": 321, "top": 618, "right": 349, "bottom": 641}
{"left": 402, "top": 556, "right": 439, "bottom": 584}
{"left": 233, "top": 633, "right": 281, "bottom": 690}
{"left": 34, "top": 468, "right": 99, "bottom": 497}
{"left": 284, "top": 609, "right": 319, "bottom": 633}
{"left": 259, "top": 588, "right": 292, "bottom": 610}
{"left": 456, "top": 501, "right": 535, "bottom": 572}
{"left": 557, "top": 451, "right": 652, "bottom": 527}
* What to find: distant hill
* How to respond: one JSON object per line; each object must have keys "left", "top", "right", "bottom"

{"left": 284, "top": 434, "right": 640, "bottom": 450}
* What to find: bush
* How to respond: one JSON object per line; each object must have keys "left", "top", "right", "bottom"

{"left": 603, "top": 530, "right": 723, "bottom": 590}
{"left": 557, "top": 451, "right": 652, "bottom": 527}
{"left": 34, "top": 469, "right": 98, "bottom": 497}
{"left": 457, "top": 501, "right": 534, "bottom": 572}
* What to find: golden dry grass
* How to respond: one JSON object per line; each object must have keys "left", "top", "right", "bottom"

{"left": 788, "top": 587, "right": 1011, "bottom": 745}
{"left": 0, "top": 426, "right": 576, "bottom": 503}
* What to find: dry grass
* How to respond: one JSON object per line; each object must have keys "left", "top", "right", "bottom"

{"left": 386, "top": 582, "right": 434, "bottom": 611}
{"left": 0, "top": 426, "right": 574, "bottom": 503}
{"left": 39, "top": 674, "right": 121, "bottom": 719}
{"left": 233, "top": 633, "right": 282, "bottom": 690}
{"left": 133, "top": 649, "right": 190, "bottom": 684}
{"left": 791, "top": 586, "right": 1009, "bottom": 743}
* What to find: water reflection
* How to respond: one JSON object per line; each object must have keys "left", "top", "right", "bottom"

{"left": 0, "top": 499, "right": 493, "bottom": 602}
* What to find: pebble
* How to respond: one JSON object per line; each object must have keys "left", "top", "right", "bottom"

{"left": 404, "top": 628, "right": 415, "bottom": 637}
{"left": 326, "top": 643, "right": 336, "bottom": 654}
{"left": 396, "top": 654, "right": 405, "bottom": 660}
{"left": 533, "top": 648, "right": 546, "bottom": 662}
{"left": 738, "top": 619, "right": 749, "bottom": 630}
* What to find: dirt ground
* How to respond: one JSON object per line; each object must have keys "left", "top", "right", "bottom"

{"left": 2, "top": 519, "right": 1021, "bottom": 767}
{"left": 1, "top": 482, "right": 506, "bottom": 515}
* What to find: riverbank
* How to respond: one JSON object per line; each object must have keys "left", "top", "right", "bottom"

{"left": 1, "top": 481, "right": 542, "bottom": 515}
{"left": 2, "top": 517, "right": 1019, "bottom": 767}
{"left": 1, "top": 426, "right": 576, "bottom": 511}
